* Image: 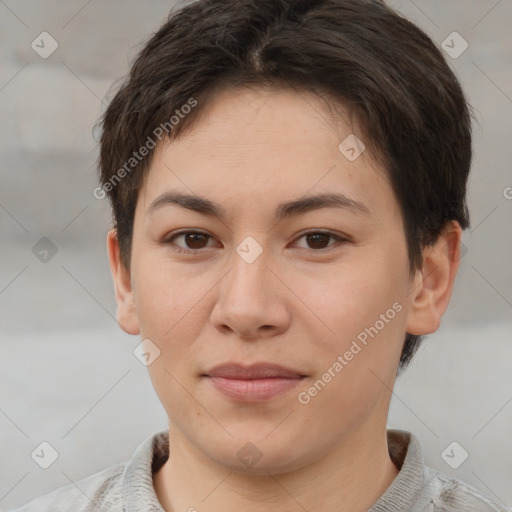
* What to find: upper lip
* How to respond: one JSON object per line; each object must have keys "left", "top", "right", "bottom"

{"left": 204, "top": 363, "right": 305, "bottom": 379}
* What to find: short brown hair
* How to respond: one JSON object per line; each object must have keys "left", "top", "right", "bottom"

{"left": 97, "top": 0, "right": 473, "bottom": 370}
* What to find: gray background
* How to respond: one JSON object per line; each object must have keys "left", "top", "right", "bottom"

{"left": 1, "top": 0, "right": 511, "bottom": 509}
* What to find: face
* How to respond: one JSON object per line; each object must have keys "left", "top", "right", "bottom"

{"left": 112, "top": 87, "right": 423, "bottom": 474}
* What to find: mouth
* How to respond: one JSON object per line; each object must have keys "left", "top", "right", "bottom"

{"left": 202, "top": 362, "right": 307, "bottom": 402}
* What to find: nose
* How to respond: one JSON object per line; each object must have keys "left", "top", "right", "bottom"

{"left": 210, "top": 244, "right": 291, "bottom": 340}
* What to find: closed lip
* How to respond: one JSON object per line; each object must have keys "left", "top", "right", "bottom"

{"left": 203, "top": 362, "right": 306, "bottom": 379}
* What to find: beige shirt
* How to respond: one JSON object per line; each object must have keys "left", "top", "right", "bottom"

{"left": 9, "top": 429, "right": 510, "bottom": 511}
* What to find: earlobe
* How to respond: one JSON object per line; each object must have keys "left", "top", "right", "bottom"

{"left": 106, "top": 229, "right": 140, "bottom": 335}
{"left": 405, "top": 221, "right": 462, "bottom": 336}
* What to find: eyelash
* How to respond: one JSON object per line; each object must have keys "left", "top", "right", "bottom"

{"left": 161, "top": 230, "right": 348, "bottom": 255}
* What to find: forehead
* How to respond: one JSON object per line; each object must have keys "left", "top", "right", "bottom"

{"left": 138, "top": 87, "right": 397, "bottom": 223}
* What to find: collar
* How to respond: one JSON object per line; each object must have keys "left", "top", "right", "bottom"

{"left": 121, "top": 429, "right": 425, "bottom": 511}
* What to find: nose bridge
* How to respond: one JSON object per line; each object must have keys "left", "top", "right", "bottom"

{"left": 209, "top": 233, "right": 288, "bottom": 338}
{"left": 227, "top": 235, "right": 271, "bottom": 298}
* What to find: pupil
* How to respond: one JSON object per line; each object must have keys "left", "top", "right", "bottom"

{"left": 307, "top": 233, "right": 329, "bottom": 249}
{"left": 186, "top": 233, "right": 207, "bottom": 249}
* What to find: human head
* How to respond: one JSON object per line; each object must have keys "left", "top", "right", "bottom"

{"left": 97, "top": 0, "right": 472, "bottom": 371}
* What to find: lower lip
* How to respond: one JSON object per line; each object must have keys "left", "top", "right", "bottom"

{"left": 207, "top": 376, "right": 304, "bottom": 402}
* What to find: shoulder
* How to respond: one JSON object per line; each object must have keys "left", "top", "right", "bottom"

{"left": 8, "top": 462, "right": 127, "bottom": 512}
{"left": 378, "top": 430, "right": 510, "bottom": 512}
{"left": 422, "top": 465, "right": 511, "bottom": 512}
{"left": 8, "top": 430, "right": 167, "bottom": 512}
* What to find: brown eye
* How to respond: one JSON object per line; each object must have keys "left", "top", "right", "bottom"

{"left": 165, "top": 231, "right": 214, "bottom": 253}
{"left": 305, "top": 233, "right": 332, "bottom": 249}
{"left": 294, "top": 231, "right": 346, "bottom": 252}
{"left": 181, "top": 232, "right": 210, "bottom": 249}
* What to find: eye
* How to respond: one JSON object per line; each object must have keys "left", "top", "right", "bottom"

{"left": 163, "top": 230, "right": 216, "bottom": 253}
{"left": 293, "top": 231, "right": 347, "bottom": 252}
{"left": 162, "top": 230, "right": 347, "bottom": 255}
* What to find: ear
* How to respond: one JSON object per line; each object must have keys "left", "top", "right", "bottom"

{"left": 406, "top": 221, "right": 462, "bottom": 335}
{"left": 106, "top": 229, "right": 140, "bottom": 335}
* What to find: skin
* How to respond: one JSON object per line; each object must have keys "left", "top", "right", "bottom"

{"left": 107, "top": 86, "right": 462, "bottom": 511}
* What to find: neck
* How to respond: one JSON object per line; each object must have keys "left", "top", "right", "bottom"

{"left": 153, "top": 421, "right": 399, "bottom": 512}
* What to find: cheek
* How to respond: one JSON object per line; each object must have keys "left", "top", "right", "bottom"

{"left": 295, "top": 281, "right": 406, "bottom": 434}
{"left": 296, "top": 251, "right": 409, "bottom": 416}
{"left": 132, "top": 251, "right": 206, "bottom": 338}
{"left": 305, "top": 252, "right": 407, "bottom": 344}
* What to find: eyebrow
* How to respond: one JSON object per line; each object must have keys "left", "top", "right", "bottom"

{"left": 146, "top": 190, "right": 370, "bottom": 223}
